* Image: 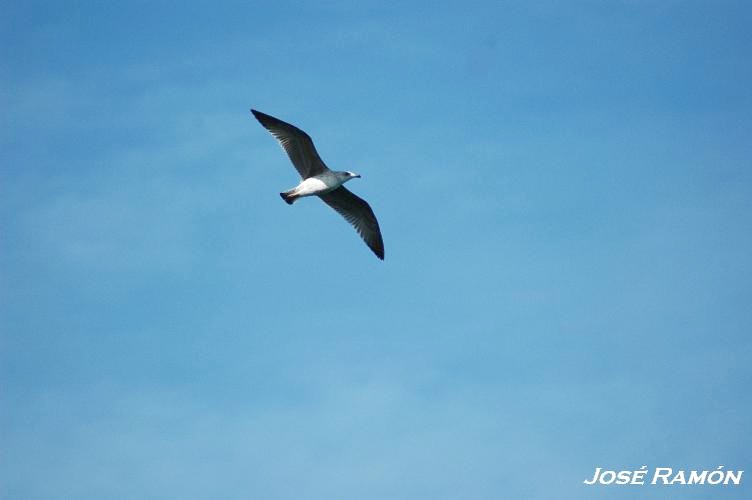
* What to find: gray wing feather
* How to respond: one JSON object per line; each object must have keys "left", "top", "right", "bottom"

{"left": 319, "top": 187, "right": 385, "bottom": 260}
{"left": 251, "top": 109, "right": 329, "bottom": 179}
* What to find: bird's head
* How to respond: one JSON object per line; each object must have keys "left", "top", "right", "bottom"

{"left": 341, "top": 170, "right": 361, "bottom": 181}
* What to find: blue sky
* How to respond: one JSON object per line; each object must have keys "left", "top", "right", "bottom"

{"left": 1, "top": 1, "right": 751, "bottom": 498}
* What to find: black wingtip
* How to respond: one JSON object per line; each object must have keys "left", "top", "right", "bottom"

{"left": 251, "top": 109, "right": 276, "bottom": 128}
{"left": 251, "top": 108, "right": 269, "bottom": 120}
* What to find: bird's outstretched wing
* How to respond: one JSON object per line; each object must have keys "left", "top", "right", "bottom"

{"left": 319, "top": 187, "right": 384, "bottom": 260}
{"left": 251, "top": 109, "right": 329, "bottom": 179}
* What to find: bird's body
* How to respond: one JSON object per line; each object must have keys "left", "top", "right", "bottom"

{"left": 280, "top": 170, "right": 358, "bottom": 204}
{"left": 250, "top": 109, "right": 385, "bottom": 260}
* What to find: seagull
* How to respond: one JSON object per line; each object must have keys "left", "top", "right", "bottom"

{"left": 251, "top": 109, "right": 385, "bottom": 260}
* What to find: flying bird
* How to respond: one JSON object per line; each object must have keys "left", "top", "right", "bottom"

{"left": 251, "top": 109, "right": 385, "bottom": 260}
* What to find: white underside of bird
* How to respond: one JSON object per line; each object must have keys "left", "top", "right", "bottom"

{"left": 283, "top": 171, "right": 361, "bottom": 201}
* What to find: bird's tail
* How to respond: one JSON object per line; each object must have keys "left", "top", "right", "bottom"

{"left": 280, "top": 190, "right": 297, "bottom": 205}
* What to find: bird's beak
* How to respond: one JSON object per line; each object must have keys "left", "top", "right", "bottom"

{"left": 355, "top": 174, "right": 362, "bottom": 178}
